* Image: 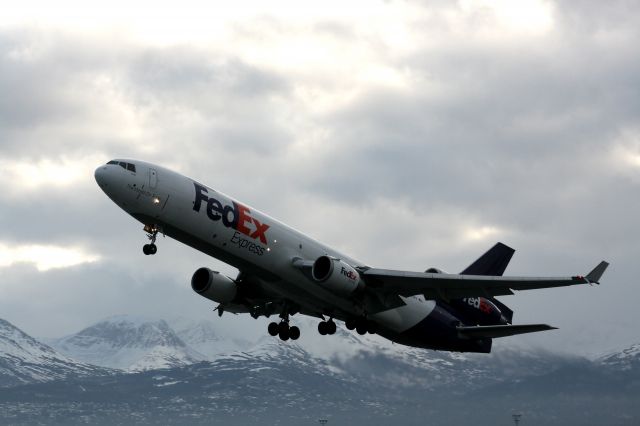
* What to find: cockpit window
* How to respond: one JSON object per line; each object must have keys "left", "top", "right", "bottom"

{"left": 106, "top": 160, "right": 136, "bottom": 173}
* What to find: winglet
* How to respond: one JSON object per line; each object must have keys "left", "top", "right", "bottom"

{"left": 585, "top": 261, "right": 609, "bottom": 284}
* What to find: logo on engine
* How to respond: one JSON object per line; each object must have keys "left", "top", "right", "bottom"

{"left": 340, "top": 267, "right": 358, "bottom": 281}
{"left": 463, "top": 297, "right": 493, "bottom": 314}
{"left": 193, "top": 183, "right": 270, "bottom": 245}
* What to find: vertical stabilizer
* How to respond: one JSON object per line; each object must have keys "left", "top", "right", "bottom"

{"left": 460, "top": 242, "right": 515, "bottom": 276}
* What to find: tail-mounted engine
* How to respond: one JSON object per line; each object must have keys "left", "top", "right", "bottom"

{"left": 311, "top": 255, "right": 364, "bottom": 295}
{"left": 191, "top": 267, "right": 237, "bottom": 303}
{"left": 452, "top": 297, "right": 507, "bottom": 326}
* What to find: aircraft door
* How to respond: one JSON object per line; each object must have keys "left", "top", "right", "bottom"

{"left": 149, "top": 168, "right": 158, "bottom": 189}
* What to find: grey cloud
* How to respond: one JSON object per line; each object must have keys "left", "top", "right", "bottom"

{"left": 298, "top": 4, "right": 640, "bottom": 223}
{"left": 0, "top": 30, "right": 294, "bottom": 163}
{"left": 119, "top": 47, "right": 294, "bottom": 158}
{"left": 0, "top": 260, "right": 259, "bottom": 340}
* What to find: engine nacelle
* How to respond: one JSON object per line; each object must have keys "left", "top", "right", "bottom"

{"left": 191, "top": 267, "right": 237, "bottom": 303}
{"left": 452, "top": 297, "right": 506, "bottom": 326}
{"left": 311, "top": 256, "right": 364, "bottom": 295}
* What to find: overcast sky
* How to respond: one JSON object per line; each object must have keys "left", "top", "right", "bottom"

{"left": 0, "top": 0, "right": 638, "bottom": 357}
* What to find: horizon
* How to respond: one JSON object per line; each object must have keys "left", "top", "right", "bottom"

{"left": 2, "top": 311, "right": 635, "bottom": 361}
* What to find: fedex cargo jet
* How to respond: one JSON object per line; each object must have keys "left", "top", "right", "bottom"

{"left": 95, "top": 159, "right": 608, "bottom": 353}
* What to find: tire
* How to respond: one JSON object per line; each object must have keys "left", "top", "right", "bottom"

{"left": 278, "top": 321, "right": 289, "bottom": 334}
{"left": 289, "top": 326, "right": 300, "bottom": 340}
{"left": 327, "top": 321, "right": 337, "bottom": 335}
{"left": 345, "top": 319, "right": 356, "bottom": 330}
{"left": 366, "top": 322, "right": 378, "bottom": 335}
{"left": 356, "top": 324, "right": 367, "bottom": 335}
{"left": 142, "top": 244, "right": 150, "bottom": 255}
{"left": 268, "top": 322, "right": 279, "bottom": 336}
{"left": 148, "top": 244, "right": 157, "bottom": 255}
{"left": 279, "top": 328, "right": 290, "bottom": 341}
{"left": 318, "top": 321, "right": 328, "bottom": 335}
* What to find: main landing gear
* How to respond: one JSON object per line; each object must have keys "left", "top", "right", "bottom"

{"left": 267, "top": 304, "right": 300, "bottom": 342}
{"left": 268, "top": 320, "right": 300, "bottom": 341}
{"left": 317, "top": 319, "right": 337, "bottom": 336}
{"left": 345, "top": 318, "right": 377, "bottom": 335}
{"left": 142, "top": 224, "right": 160, "bottom": 255}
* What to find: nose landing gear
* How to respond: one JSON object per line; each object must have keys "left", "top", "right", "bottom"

{"left": 142, "top": 224, "right": 160, "bottom": 255}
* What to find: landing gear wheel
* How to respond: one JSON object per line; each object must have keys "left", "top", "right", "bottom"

{"left": 356, "top": 323, "right": 367, "bottom": 335}
{"left": 327, "top": 320, "right": 337, "bottom": 335}
{"left": 318, "top": 321, "right": 328, "bottom": 335}
{"left": 289, "top": 326, "right": 300, "bottom": 340}
{"left": 268, "top": 322, "right": 279, "bottom": 336}
{"left": 366, "top": 322, "right": 378, "bottom": 335}
{"left": 345, "top": 319, "right": 356, "bottom": 331}
{"left": 148, "top": 244, "right": 157, "bottom": 255}
{"left": 143, "top": 244, "right": 151, "bottom": 255}
{"left": 279, "top": 327, "right": 290, "bottom": 341}
{"left": 278, "top": 321, "right": 290, "bottom": 341}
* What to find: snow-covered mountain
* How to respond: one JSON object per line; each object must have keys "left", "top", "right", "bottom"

{"left": 49, "top": 315, "right": 205, "bottom": 371}
{"left": 2, "top": 315, "right": 640, "bottom": 425}
{"left": 0, "top": 319, "right": 111, "bottom": 388}
{"left": 2, "top": 332, "right": 639, "bottom": 426}
{"left": 45, "top": 313, "right": 593, "bottom": 385}
{"left": 598, "top": 343, "right": 640, "bottom": 372}
{"left": 168, "top": 317, "right": 252, "bottom": 359}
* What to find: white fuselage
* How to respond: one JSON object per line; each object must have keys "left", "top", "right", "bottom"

{"left": 95, "top": 160, "right": 437, "bottom": 338}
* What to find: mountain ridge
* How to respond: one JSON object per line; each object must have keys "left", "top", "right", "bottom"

{"left": 0, "top": 318, "right": 113, "bottom": 388}
{"left": 1, "top": 316, "right": 639, "bottom": 425}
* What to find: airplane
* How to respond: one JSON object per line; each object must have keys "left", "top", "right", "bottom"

{"left": 95, "top": 159, "right": 609, "bottom": 353}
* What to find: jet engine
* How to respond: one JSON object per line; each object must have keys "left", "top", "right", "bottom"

{"left": 452, "top": 297, "right": 507, "bottom": 326}
{"left": 191, "top": 267, "right": 237, "bottom": 303}
{"left": 311, "top": 255, "right": 364, "bottom": 295}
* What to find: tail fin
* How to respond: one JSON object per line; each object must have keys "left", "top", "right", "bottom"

{"left": 460, "top": 242, "right": 515, "bottom": 276}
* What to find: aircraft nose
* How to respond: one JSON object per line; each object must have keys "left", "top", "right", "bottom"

{"left": 94, "top": 165, "right": 110, "bottom": 190}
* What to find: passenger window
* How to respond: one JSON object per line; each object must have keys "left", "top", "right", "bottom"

{"left": 127, "top": 163, "right": 136, "bottom": 173}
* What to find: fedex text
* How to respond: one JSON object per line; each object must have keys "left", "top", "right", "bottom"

{"left": 193, "top": 183, "right": 270, "bottom": 245}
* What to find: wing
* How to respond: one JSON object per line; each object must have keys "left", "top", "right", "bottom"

{"left": 360, "top": 261, "right": 609, "bottom": 300}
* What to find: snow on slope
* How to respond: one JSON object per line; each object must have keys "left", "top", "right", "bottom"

{"left": 0, "top": 318, "right": 110, "bottom": 387}
{"left": 50, "top": 315, "right": 205, "bottom": 371}
{"left": 598, "top": 343, "right": 640, "bottom": 370}
{"left": 168, "top": 317, "right": 252, "bottom": 359}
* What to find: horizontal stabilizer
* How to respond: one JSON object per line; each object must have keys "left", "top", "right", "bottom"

{"left": 457, "top": 324, "right": 557, "bottom": 339}
{"left": 585, "top": 261, "right": 609, "bottom": 284}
